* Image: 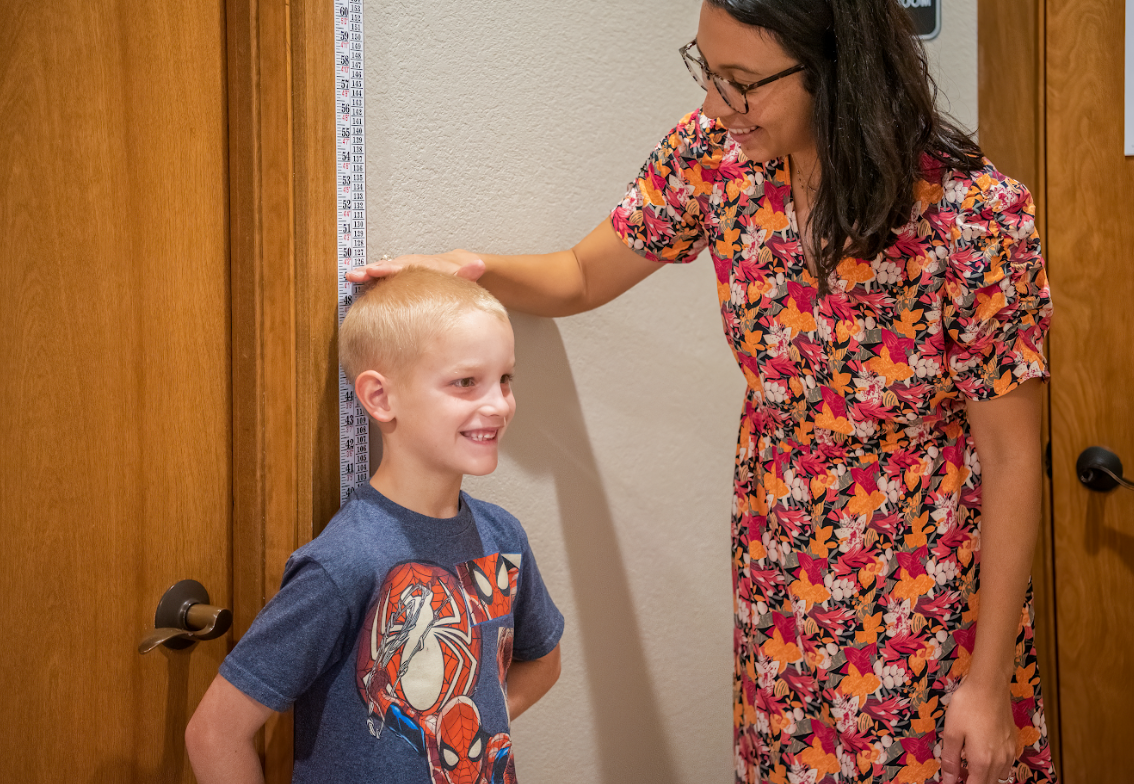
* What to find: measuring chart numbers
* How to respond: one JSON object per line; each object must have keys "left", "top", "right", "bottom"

{"left": 336, "top": 0, "right": 369, "bottom": 505}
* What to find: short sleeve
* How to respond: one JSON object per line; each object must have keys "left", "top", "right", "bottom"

{"left": 510, "top": 538, "right": 564, "bottom": 662}
{"left": 219, "top": 558, "right": 352, "bottom": 712}
{"left": 610, "top": 111, "right": 711, "bottom": 264}
{"left": 943, "top": 170, "right": 1053, "bottom": 401}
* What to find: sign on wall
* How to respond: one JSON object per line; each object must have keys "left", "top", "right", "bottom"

{"left": 902, "top": 0, "right": 941, "bottom": 40}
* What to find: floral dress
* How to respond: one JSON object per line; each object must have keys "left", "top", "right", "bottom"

{"left": 611, "top": 111, "right": 1056, "bottom": 784}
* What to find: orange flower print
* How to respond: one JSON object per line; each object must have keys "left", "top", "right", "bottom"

{"left": 856, "top": 611, "right": 884, "bottom": 644}
{"left": 858, "top": 556, "right": 887, "bottom": 589}
{"left": 840, "top": 648, "right": 882, "bottom": 704}
{"left": 837, "top": 257, "right": 875, "bottom": 286}
{"left": 893, "top": 307, "right": 924, "bottom": 339}
{"left": 797, "top": 738, "right": 841, "bottom": 777}
{"left": 764, "top": 628, "right": 803, "bottom": 673}
{"left": 910, "top": 696, "right": 942, "bottom": 734}
{"left": 895, "top": 733, "right": 940, "bottom": 783}
{"left": 753, "top": 202, "right": 790, "bottom": 232}
{"left": 777, "top": 299, "right": 817, "bottom": 334}
{"left": 867, "top": 346, "right": 916, "bottom": 385}
{"left": 913, "top": 178, "right": 946, "bottom": 207}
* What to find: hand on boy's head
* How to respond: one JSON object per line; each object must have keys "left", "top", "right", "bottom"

{"left": 344, "top": 250, "right": 486, "bottom": 284}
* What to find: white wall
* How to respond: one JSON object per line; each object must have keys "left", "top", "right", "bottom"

{"left": 928, "top": 0, "right": 979, "bottom": 137}
{"left": 364, "top": 3, "right": 976, "bottom": 782}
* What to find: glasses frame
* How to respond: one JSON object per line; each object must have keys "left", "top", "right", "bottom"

{"left": 679, "top": 40, "right": 805, "bottom": 114}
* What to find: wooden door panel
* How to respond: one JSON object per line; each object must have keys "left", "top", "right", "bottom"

{"left": 0, "top": 1, "right": 230, "bottom": 780}
{"left": 1046, "top": 1, "right": 1134, "bottom": 781}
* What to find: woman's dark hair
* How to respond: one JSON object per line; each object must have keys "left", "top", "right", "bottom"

{"left": 705, "top": 0, "right": 984, "bottom": 294}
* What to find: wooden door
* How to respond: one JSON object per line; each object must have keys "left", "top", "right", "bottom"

{"left": 1045, "top": 0, "right": 1134, "bottom": 780}
{"left": 981, "top": 1, "right": 1134, "bottom": 780}
{"left": 0, "top": 0, "right": 339, "bottom": 779}
{"left": 0, "top": 1, "right": 231, "bottom": 781}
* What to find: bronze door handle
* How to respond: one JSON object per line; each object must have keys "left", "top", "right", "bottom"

{"left": 138, "top": 579, "right": 232, "bottom": 654}
{"left": 1077, "top": 446, "right": 1134, "bottom": 492}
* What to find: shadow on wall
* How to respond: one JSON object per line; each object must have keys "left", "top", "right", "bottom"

{"left": 504, "top": 314, "right": 679, "bottom": 784}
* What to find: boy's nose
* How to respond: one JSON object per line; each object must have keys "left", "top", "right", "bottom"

{"left": 480, "top": 385, "right": 512, "bottom": 417}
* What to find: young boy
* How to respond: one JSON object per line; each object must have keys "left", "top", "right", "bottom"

{"left": 186, "top": 267, "right": 564, "bottom": 783}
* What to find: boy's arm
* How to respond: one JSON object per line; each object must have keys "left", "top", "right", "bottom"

{"left": 506, "top": 643, "right": 561, "bottom": 720}
{"left": 186, "top": 674, "right": 275, "bottom": 784}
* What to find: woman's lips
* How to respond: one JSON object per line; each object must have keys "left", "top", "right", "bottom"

{"left": 728, "top": 126, "right": 759, "bottom": 144}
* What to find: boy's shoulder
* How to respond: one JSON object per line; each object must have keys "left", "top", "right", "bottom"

{"left": 290, "top": 485, "right": 531, "bottom": 584}
{"left": 459, "top": 492, "right": 529, "bottom": 542}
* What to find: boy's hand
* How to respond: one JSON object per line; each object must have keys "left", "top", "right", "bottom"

{"left": 344, "top": 250, "right": 486, "bottom": 284}
{"left": 505, "top": 644, "right": 562, "bottom": 720}
{"left": 186, "top": 675, "right": 275, "bottom": 784}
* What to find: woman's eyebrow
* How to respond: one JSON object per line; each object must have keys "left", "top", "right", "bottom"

{"left": 701, "top": 53, "right": 770, "bottom": 79}
{"left": 712, "top": 60, "right": 760, "bottom": 74}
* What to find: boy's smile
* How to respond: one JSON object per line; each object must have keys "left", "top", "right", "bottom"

{"left": 375, "top": 309, "right": 517, "bottom": 504}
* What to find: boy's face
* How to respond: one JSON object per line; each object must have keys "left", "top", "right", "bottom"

{"left": 387, "top": 309, "right": 516, "bottom": 482}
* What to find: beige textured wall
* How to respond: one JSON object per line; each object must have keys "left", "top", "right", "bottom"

{"left": 364, "top": 2, "right": 976, "bottom": 782}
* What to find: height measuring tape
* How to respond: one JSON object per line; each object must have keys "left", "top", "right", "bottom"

{"left": 336, "top": 0, "right": 369, "bottom": 505}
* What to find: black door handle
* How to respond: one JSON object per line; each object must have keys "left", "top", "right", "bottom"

{"left": 1076, "top": 446, "right": 1134, "bottom": 492}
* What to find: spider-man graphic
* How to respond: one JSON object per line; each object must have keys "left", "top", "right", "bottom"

{"left": 495, "top": 627, "right": 513, "bottom": 691}
{"left": 357, "top": 562, "right": 481, "bottom": 741}
{"left": 431, "top": 696, "right": 516, "bottom": 784}
{"left": 455, "top": 553, "right": 520, "bottom": 624}
{"left": 356, "top": 559, "right": 515, "bottom": 783}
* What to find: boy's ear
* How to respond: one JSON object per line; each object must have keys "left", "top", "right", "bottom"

{"left": 353, "top": 370, "right": 395, "bottom": 423}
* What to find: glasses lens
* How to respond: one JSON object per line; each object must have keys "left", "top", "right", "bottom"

{"left": 710, "top": 75, "right": 745, "bottom": 113}
{"left": 681, "top": 44, "right": 745, "bottom": 113}
{"left": 682, "top": 51, "right": 709, "bottom": 90}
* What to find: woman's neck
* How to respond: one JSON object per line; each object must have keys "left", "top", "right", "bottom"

{"left": 789, "top": 147, "right": 822, "bottom": 276}
{"left": 789, "top": 147, "right": 821, "bottom": 202}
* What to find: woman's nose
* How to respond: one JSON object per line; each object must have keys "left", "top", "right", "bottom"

{"left": 701, "top": 80, "right": 733, "bottom": 123}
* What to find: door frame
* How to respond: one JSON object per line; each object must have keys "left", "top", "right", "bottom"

{"left": 978, "top": 0, "right": 1059, "bottom": 775}
{"left": 226, "top": 0, "right": 338, "bottom": 778}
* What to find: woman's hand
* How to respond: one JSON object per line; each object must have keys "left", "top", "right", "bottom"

{"left": 940, "top": 678, "right": 1018, "bottom": 784}
{"left": 344, "top": 249, "right": 486, "bottom": 284}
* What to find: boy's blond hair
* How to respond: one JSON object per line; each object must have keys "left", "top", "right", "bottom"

{"left": 339, "top": 266, "right": 508, "bottom": 383}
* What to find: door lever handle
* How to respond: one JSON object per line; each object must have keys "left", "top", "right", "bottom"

{"left": 1077, "top": 446, "right": 1134, "bottom": 492}
{"left": 138, "top": 579, "right": 232, "bottom": 654}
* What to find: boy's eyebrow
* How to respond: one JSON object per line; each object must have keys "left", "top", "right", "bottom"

{"left": 445, "top": 361, "right": 494, "bottom": 377}
{"left": 446, "top": 360, "right": 515, "bottom": 376}
{"left": 447, "top": 361, "right": 485, "bottom": 373}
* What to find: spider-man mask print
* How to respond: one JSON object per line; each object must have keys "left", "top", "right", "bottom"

{"left": 455, "top": 553, "right": 520, "bottom": 625}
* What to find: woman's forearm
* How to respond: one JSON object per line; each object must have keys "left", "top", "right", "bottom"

{"left": 967, "top": 450, "right": 1042, "bottom": 687}
{"left": 475, "top": 248, "right": 592, "bottom": 317}
{"left": 479, "top": 219, "right": 663, "bottom": 317}
{"left": 964, "top": 381, "right": 1044, "bottom": 689}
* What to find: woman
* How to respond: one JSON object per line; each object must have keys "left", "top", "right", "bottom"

{"left": 351, "top": 2, "right": 1056, "bottom": 783}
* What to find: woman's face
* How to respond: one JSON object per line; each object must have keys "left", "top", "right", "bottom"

{"left": 695, "top": 2, "right": 816, "bottom": 164}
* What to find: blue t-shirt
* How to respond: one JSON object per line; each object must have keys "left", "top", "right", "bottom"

{"left": 220, "top": 484, "right": 564, "bottom": 784}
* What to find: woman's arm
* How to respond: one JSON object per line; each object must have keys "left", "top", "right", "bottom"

{"left": 505, "top": 644, "right": 562, "bottom": 720}
{"left": 346, "top": 218, "right": 662, "bottom": 317}
{"left": 186, "top": 675, "right": 275, "bottom": 784}
{"left": 941, "top": 378, "right": 1044, "bottom": 784}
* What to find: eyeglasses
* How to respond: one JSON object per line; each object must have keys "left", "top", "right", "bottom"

{"left": 679, "top": 40, "right": 805, "bottom": 114}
